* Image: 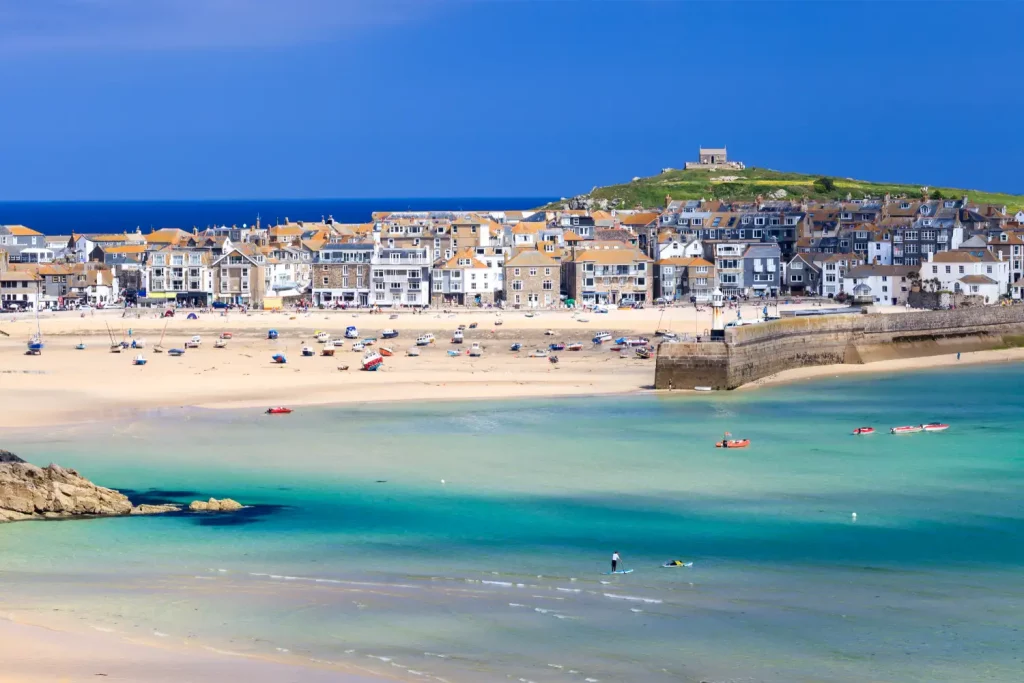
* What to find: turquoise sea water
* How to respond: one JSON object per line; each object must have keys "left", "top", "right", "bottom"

{"left": 2, "top": 365, "right": 1023, "bottom": 682}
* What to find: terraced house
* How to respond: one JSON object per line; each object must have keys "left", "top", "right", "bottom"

{"left": 212, "top": 245, "right": 266, "bottom": 307}
{"left": 372, "top": 247, "right": 431, "bottom": 307}
{"left": 144, "top": 247, "right": 213, "bottom": 306}
{"left": 502, "top": 250, "right": 559, "bottom": 308}
{"left": 654, "top": 256, "right": 715, "bottom": 302}
{"left": 313, "top": 242, "right": 374, "bottom": 307}
{"left": 564, "top": 244, "right": 653, "bottom": 305}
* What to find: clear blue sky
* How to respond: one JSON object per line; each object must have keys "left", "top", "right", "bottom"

{"left": 0, "top": 0, "right": 1021, "bottom": 201}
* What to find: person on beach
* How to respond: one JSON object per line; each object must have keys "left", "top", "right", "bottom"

{"left": 611, "top": 551, "right": 621, "bottom": 572}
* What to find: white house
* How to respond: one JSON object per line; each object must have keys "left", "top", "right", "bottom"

{"left": 866, "top": 233, "right": 893, "bottom": 265}
{"left": 657, "top": 236, "right": 704, "bottom": 261}
{"left": 842, "top": 265, "right": 914, "bottom": 306}
{"left": 924, "top": 249, "right": 1009, "bottom": 303}
{"left": 371, "top": 247, "right": 431, "bottom": 307}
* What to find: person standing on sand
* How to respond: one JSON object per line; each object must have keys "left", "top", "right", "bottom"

{"left": 611, "top": 551, "right": 621, "bottom": 572}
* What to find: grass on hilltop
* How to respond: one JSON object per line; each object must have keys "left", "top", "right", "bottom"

{"left": 549, "top": 167, "right": 1024, "bottom": 212}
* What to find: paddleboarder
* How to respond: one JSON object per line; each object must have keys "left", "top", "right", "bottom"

{"left": 611, "top": 550, "right": 621, "bottom": 573}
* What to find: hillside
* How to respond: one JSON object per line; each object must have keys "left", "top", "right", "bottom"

{"left": 550, "top": 167, "right": 1024, "bottom": 212}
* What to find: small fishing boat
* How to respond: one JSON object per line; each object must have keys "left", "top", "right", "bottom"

{"left": 922, "top": 423, "right": 949, "bottom": 432}
{"left": 322, "top": 341, "right": 337, "bottom": 356}
{"left": 549, "top": 342, "right": 565, "bottom": 351}
{"left": 451, "top": 330, "right": 464, "bottom": 344}
{"left": 609, "top": 345, "right": 624, "bottom": 352}
{"left": 132, "top": 354, "right": 147, "bottom": 366}
{"left": 528, "top": 349, "right": 548, "bottom": 358}
{"left": 337, "top": 364, "right": 350, "bottom": 371}
{"left": 715, "top": 439, "right": 750, "bottom": 449}
{"left": 344, "top": 326, "right": 359, "bottom": 339}
{"left": 446, "top": 349, "right": 460, "bottom": 357}
{"left": 694, "top": 386, "right": 713, "bottom": 392}
{"left": 379, "top": 347, "right": 394, "bottom": 357}
{"left": 510, "top": 342, "right": 522, "bottom": 352}
{"left": 268, "top": 329, "right": 279, "bottom": 340}
{"left": 315, "top": 331, "right": 330, "bottom": 343}
{"left": 382, "top": 329, "right": 399, "bottom": 339}
{"left": 406, "top": 347, "right": 421, "bottom": 357}
{"left": 266, "top": 407, "right": 293, "bottom": 415}
{"left": 525, "top": 312, "right": 536, "bottom": 318}
{"left": 131, "top": 338, "right": 146, "bottom": 349}
{"left": 168, "top": 348, "right": 185, "bottom": 357}
{"left": 635, "top": 347, "right": 651, "bottom": 359}
{"left": 567, "top": 342, "right": 583, "bottom": 351}
{"left": 457, "top": 324, "right": 466, "bottom": 331}
{"left": 272, "top": 353, "right": 287, "bottom": 364}
{"left": 220, "top": 332, "right": 233, "bottom": 340}
{"left": 544, "top": 329, "right": 555, "bottom": 336}
{"left": 890, "top": 425, "right": 923, "bottom": 434}
{"left": 416, "top": 333, "right": 435, "bottom": 346}
{"left": 592, "top": 332, "right": 612, "bottom": 344}
{"left": 301, "top": 345, "right": 315, "bottom": 357}
{"left": 549, "top": 355, "right": 559, "bottom": 364}
{"left": 361, "top": 350, "right": 384, "bottom": 371}
{"left": 494, "top": 318, "right": 504, "bottom": 326}
{"left": 468, "top": 322, "right": 478, "bottom": 329}
{"left": 468, "top": 342, "right": 482, "bottom": 357}
{"left": 185, "top": 336, "right": 201, "bottom": 349}
{"left": 852, "top": 427, "right": 875, "bottom": 435}
{"left": 352, "top": 342, "right": 365, "bottom": 352}
{"left": 214, "top": 338, "right": 227, "bottom": 349}
{"left": 75, "top": 342, "right": 86, "bottom": 350}
{"left": 360, "top": 337, "right": 377, "bottom": 346}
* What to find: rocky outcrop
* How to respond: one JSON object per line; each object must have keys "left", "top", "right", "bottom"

{"left": 188, "top": 498, "right": 243, "bottom": 512}
{"left": 0, "top": 460, "right": 133, "bottom": 522}
{"left": 0, "top": 450, "right": 239, "bottom": 523}
{"left": 130, "top": 504, "right": 182, "bottom": 515}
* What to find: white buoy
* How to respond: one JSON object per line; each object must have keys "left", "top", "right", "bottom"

{"left": 852, "top": 512, "right": 857, "bottom": 520}
{"left": 441, "top": 479, "right": 446, "bottom": 485}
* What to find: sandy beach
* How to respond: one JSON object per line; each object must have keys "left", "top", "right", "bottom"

{"left": 0, "top": 304, "right": 1021, "bottom": 426}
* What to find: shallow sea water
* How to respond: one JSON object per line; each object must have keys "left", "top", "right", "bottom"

{"left": 2, "top": 365, "right": 1023, "bottom": 682}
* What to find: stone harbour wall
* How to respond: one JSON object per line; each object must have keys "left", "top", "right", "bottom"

{"left": 655, "top": 306, "right": 1024, "bottom": 390}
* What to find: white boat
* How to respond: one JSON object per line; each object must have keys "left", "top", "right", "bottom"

{"left": 315, "top": 331, "right": 330, "bottom": 343}
{"left": 406, "top": 347, "right": 421, "bottom": 357}
{"left": 592, "top": 332, "right": 612, "bottom": 344}
{"left": 468, "top": 342, "right": 482, "bottom": 357}
{"left": 344, "top": 326, "right": 359, "bottom": 339}
{"left": 922, "top": 423, "right": 949, "bottom": 432}
{"left": 301, "top": 345, "right": 315, "bottom": 357}
{"left": 890, "top": 425, "right": 923, "bottom": 434}
{"left": 451, "top": 329, "right": 464, "bottom": 344}
{"left": 694, "top": 386, "right": 713, "bottom": 392}
{"left": 132, "top": 354, "right": 147, "bottom": 366}
{"left": 361, "top": 350, "right": 383, "bottom": 371}
{"left": 214, "top": 338, "right": 227, "bottom": 349}
{"left": 185, "top": 335, "right": 201, "bottom": 349}
{"left": 321, "top": 341, "right": 336, "bottom": 357}
{"left": 528, "top": 349, "right": 549, "bottom": 358}
{"left": 416, "top": 333, "right": 435, "bottom": 346}
{"left": 352, "top": 342, "right": 365, "bottom": 352}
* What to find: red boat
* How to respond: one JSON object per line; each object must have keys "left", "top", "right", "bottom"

{"left": 266, "top": 407, "right": 293, "bottom": 415}
{"left": 852, "top": 427, "right": 875, "bottom": 435}
{"left": 922, "top": 423, "right": 949, "bottom": 432}
{"left": 890, "top": 425, "right": 923, "bottom": 434}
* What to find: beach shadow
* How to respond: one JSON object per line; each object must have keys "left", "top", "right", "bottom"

{"left": 119, "top": 488, "right": 201, "bottom": 505}
{"left": 187, "top": 504, "right": 289, "bottom": 527}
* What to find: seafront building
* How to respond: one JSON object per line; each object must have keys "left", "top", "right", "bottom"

{"left": 1, "top": 190, "right": 1023, "bottom": 309}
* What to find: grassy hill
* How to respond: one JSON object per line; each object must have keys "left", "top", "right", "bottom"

{"left": 551, "top": 167, "right": 1024, "bottom": 212}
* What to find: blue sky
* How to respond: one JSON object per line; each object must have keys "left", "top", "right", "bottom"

{"left": 0, "top": 0, "right": 1021, "bottom": 201}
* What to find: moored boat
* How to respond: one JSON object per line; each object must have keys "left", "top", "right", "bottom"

{"left": 185, "top": 335, "right": 202, "bottom": 349}
{"left": 214, "top": 338, "right": 227, "bottom": 349}
{"left": 267, "top": 329, "right": 279, "bottom": 340}
{"left": 379, "top": 347, "right": 394, "bottom": 357}
{"left": 75, "top": 342, "right": 86, "bottom": 350}
{"left": 301, "top": 345, "right": 315, "bottom": 357}
{"left": 168, "top": 348, "right": 185, "bottom": 357}
{"left": 852, "top": 427, "right": 875, "bottom": 435}
{"left": 344, "top": 326, "right": 359, "bottom": 339}
{"left": 922, "top": 423, "right": 949, "bottom": 432}
{"left": 451, "top": 330, "right": 464, "bottom": 344}
{"left": 266, "top": 407, "right": 293, "bottom": 415}
{"left": 715, "top": 439, "right": 750, "bottom": 448}
{"left": 315, "top": 331, "right": 330, "bottom": 343}
{"left": 321, "top": 341, "right": 336, "bottom": 357}
{"left": 528, "top": 349, "right": 548, "bottom": 358}
{"left": 220, "top": 332, "right": 233, "bottom": 340}
{"left": 468, "top": 342, "right": 482, "bottom": 357}
{"left": 382, "top": 329, "right": 399, "bottom": 339}
{"left": 361, "top": 350, "right": 384, "bottom": 371}
{"left": 567, "top": 342, "right": 583, "bottom": 351}
{"left": 132, "top": 354, "right": 147, "bottom": 366}
{"left": 510, "top": 342, "right": 522, "bottom": 352}
{"left": 890, "top": 425, "right": 923, "bottom": 434}
{"left": 406, "top": 347, "right": 421, "bottom": 357}
{"left": 592, "top": 332, "right": 612, "bottom": 344}
{"left": 416, "top": 333, "right": 435, "bottom": 346}
{"left": 549, "top": 342, "right": 565, "bottom": 351}
{"left": 446, "top": 349, "right": 460, "bottom": 357}
{"left": 351, "top": 342, "right": 365, "bottom": 352}
{"left": 635, "top": 347, "right": 651, "bottom": 359}
{"left": 272, "top": 353, "right": 287, "bottom": 364}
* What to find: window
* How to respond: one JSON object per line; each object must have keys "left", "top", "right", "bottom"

{"left": 754, "top": 217, "right": 765, "bottom": 226}
{"left": 791, "top": 262, "right": 803, "bottom": 270}
{"left": 662, "top": 266, "right": 674, "bottom": 275}
{"left": 375, "top": 282, "right": 386, "bottom": 290}
{"left": 635, "top": 277, "right": 646, "bottom": 287}
{"left": 696, "top": 266, "right": 709, "bottom": 274}
{"left": 584, "top": 263, "right": 594, "bottom": 272}
{"left": 932, "top": 266, "right": 938, "bottom": 274}
{"left": 752, "top": 229, "right": 762, "bottom": 239}
{"left": 322, "top": 277, "right": 329, "bottom": 286}
{"left": 721, "top": 274, "right": 738, "bottom": 284}
{"left": 529, "top": 268, "right": 537, "bottom": 276}
{"left": 544, "top": 268, "right": 551, "bottom": 276}
{"left": 636, "top": 263, "right": 647, "bottom": 273}
{"left": 958, "top": 266, "right": 965, "bottom": 274}
{"left": 987, "top": 266, "right": 993, "bottom": 274}
{"left": 792, "top": 274, "right": 803, "bottom": 283}
{"left": 584, "top": 278, "right": 595, "bottom": 288}
{"left": 512, "top": 280, "right": 524, "bottom": 291}
{"left": 513, "top": 268, "right": 520, "bottom": 276}
{"left": 542, "top": 280, "right": 553, "bottom": 290}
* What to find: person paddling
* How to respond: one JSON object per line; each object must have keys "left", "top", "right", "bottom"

{"left": 611, "top": 550, "right": 621, "bottom": 573}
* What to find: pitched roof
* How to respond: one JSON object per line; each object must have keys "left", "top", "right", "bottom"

{"left": 618, "top": 212, "right": 659, "bottom": 227}
{"left": 657, "top": 257, "right": 714, "bottom": 267}
{"left": 504, "top": 250, "right": 557, "bottom": 268}
{"left": 931, "top": 249, "right": 997, "bottom": 263}
{"left": 441, "top": 248, "right": 488, "bottom": 270}
{"left": 572, "top": 246, "right": 651, "bottom": 264}
{"left": 845, "top": 265, "right": 914, "bottom": 278}
{"left": 2, "top": 225, "right": 43, "bottom": 236}
{"left": 959, "top": 274, "right": 998, "bottom": 285}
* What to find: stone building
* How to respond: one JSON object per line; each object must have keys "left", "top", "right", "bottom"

{"left": 312, "top": 242, "right": 374, "bottom": 307}
{"left": 684, "top": 146, "right": 745, "bottom": 171}
{"left": 563, "top": 244, "right": 653, "bottom": 305}
{"left": 503, "top": 250, "right": 559, "bottom": 308}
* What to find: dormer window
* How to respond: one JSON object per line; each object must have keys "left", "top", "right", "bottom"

{"left": 900, "top": 202, "right": 911, "bottom": 209}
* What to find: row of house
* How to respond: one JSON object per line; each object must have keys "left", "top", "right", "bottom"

{"left": 1, "top": 192, "right": 1020, "bottom": 309}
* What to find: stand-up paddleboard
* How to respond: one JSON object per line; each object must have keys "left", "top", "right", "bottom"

{"left": 661, "top": 561, "right": 694, "bottom": 568}
{"left": 603, "top": 569, "right": 633, "bottom": 575}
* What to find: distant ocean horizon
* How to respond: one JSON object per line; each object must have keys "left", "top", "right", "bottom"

{"left": 0, "top": 197, "right": 555, "bottom": 235}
